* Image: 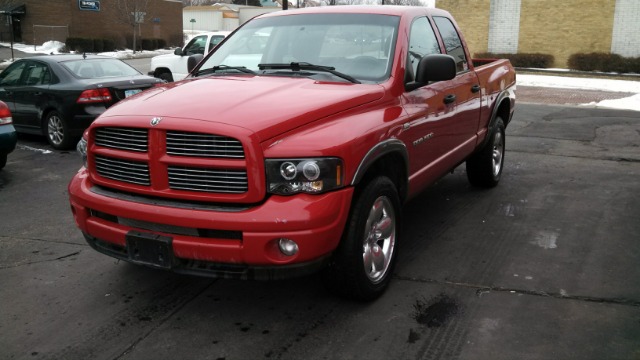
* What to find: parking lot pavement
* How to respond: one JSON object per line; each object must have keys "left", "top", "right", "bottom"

{"left": 1, "top": 103, "right": 639, "bottom": 359}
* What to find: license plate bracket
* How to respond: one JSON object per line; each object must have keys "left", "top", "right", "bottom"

{"left": 126, "top": 231, "right": 173, "bottom": 269}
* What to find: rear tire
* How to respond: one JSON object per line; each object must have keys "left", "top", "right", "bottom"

{"left": 322, "top": 176, "right": 401, "bottom": 301}
{"left": 0, "top": 153, "right": 6, "bottom": 170}
{"left": 45, "top": 110, "right": 74, "bottom": 150}
{"left": 466, "top": 117, "right": 505, "bottom": 188}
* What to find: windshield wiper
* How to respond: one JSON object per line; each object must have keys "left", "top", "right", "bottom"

{"left": 258, "top": 62, "right": 361, "bottom": 84}
{"left": 194, "top": 65, "right": 255, "bottom": 76}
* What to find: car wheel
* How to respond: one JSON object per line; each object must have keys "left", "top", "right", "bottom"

{"left": 159, "top": 72, "right": 173, "bottom": 82}
{"left": 323, "top": 176, "right": 401, "bottom": 301}
{"left": 0, "top": 153, "right": 6, "bottom": 170}
{"left": 45, "top": 110, "right": 74, "bottom": 150}
{"left": 466, "top": 116, "right": 505, "bottom": 188}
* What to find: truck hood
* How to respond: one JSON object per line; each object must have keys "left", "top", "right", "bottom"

{"left": 150, "top": 53, "right": 178, "bottom": 63}
{"left": 100, "top": 75, "right": 384, "bottom": 141}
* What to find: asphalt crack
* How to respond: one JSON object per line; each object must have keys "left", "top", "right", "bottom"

{"left": 395, "top": 275, "right": 640, "bottom": 308}
{"left": 0, "top": 251, "right": 82, "bottom": 269}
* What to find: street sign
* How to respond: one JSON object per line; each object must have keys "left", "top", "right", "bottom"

{"left": 78, "top": 0, "right": 100, "bottom": 11}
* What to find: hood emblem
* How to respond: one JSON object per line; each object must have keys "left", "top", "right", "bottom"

{"left": 150, "top": 117, "right": 162, "bottom": 126}
{"left": 130, "top": 80, "right": 135, "bottom": 84}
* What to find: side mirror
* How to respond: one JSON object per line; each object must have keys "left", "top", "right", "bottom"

{"left": 174, "top": 47, "right": 184, "bottom": 56}
{"left": 187, "top": 54, "right": 204, "bottom": 73}
{"left": 405, "top": 54, "right": 457, "bottom": 91}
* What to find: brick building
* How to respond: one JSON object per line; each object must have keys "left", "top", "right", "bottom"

{"left": 0, "top": 0, "right": 184, "bottom": 49}
{"left": 435, "top": 0, "right": 640, "bottom": 68}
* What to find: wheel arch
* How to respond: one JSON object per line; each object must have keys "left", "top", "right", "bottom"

{"left": 39, "top": 107, "right": 60, "bottom": 134}
{"left": 153, "top": 67, "right": 172, "bottom": 77}
{"left": 479, "top": 88, "right": 513, "bottom": 150}
{"left": 490, "top": 86, "right": 515, "bottom": 129}
{"left": 351, "top": 139, "right": 409, "bottom": 203}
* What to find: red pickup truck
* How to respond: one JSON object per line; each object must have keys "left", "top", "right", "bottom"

{"left": 68, "top": 6, "right": 515, "bottom": 300}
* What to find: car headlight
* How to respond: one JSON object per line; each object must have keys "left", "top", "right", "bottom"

{"left": 77, "top": 135, "right": 88, "bottom": 168}
{"left": 266, "top": 158, "right": 344, "bottom": 195}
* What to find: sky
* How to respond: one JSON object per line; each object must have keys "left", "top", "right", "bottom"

{"left": 1, "top": 41, "right": 639, "bottom": 111}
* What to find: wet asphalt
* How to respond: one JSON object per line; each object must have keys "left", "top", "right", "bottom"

{"left": 1, "top": 102, "right": 639, "bottom": 359}
{"left": 0, "top": 51, "right": 639, "bottom": 359}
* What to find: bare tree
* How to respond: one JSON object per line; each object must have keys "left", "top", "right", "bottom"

{"left": 114, "top": 0, "right": 151, "bottom": 53}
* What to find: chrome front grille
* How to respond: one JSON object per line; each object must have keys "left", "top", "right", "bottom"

{"left": 168, "top": 166, "right": 248, "bottom": 193}
{"left": 95, "top": 155, "right": 150, "bottom": 186}
{"left": 95, "top": 127, "right": 148, "bottom": 152}
{"left": 166, "top": 131, "right": 245, "bottom": 158}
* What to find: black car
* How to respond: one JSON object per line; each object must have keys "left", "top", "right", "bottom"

{"left": 0, "top": 54, "right": 162, "bottom": 149}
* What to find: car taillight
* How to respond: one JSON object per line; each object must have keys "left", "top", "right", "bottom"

{"left": 77, "top": 88, "right": 112, "bottom": 104}
{"left": 0, "top": 101, "right": 12, "bottom": 125}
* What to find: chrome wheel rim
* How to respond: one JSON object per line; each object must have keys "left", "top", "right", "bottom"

{"left": 47, "top": 115, "right": 64, "bottom": 146}
{"left": 492, "top": 131, "right": 504, "bottom": 177}
{"left": 362, "top": 196, "right": 396, "bottom": 283}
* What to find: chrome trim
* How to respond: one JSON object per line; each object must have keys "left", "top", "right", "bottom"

{"left": 168, "top": 166, "right": 248, "bottom": 193}
{"left": 95, "top": 127, "right": 148, "bottom": 152}
{"left": 166, "top": 131, "right": 245, "bottom": 159}
{"left": 95, "top": 155, "right": 150, "bottom": 186}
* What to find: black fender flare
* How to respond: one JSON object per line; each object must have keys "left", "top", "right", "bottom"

{"left": 481, "top": 86, "right": 515, "bottom": 148}
{"left": 351, "top": 139, "right": 409, "bottom": 200}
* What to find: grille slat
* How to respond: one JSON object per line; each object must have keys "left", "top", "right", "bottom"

{"left": 166, "top": 131, "right": 244, "bottom": 158}
{"left": 95, "top": 127, "right": 148, "bottom": 152}
{"left": 96, "top": 155, "right": 150, "bottom": 186}
{"left": 168, "top": 166, "right": 248, "bottom": 193}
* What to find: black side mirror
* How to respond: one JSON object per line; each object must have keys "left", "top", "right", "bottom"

{"left": 174, "top": 47, "right": 184, "bottom": 56}
{"left": 187, "top": 54, "right": 204, "bottom": 73}
{"left": 406, "top": 54, "right": 457, "bottom": 91}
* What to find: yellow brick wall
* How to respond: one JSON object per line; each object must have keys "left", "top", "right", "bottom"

{"left": 518, "top": 0, "right": 616, "bottom": 67}
{"left": 435, "top": 0, "right": 617, "bottom": 68}
{"left": 435, "top": 0, "right": 491, "bottom": 57}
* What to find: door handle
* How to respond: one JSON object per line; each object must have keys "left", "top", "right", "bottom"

{"left": 471, "top": 84, "right": 481, "bottom": 93}
{"left": 443, "top": 94, "right": 456, "bottom": 104}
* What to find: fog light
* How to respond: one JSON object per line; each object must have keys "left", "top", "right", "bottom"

{"left": 278, "top": 238, "right": 299, "bottom": 256}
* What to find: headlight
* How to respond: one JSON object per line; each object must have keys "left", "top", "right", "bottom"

{"left": 266, "top": 158, "right": 344, "bottom": 195}
{"left": 77, "top": 135, "right": 88, "bottom": 168}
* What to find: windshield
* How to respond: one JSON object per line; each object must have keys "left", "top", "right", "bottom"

{"left": 198, "top": 13, "right": 400, "bottom": 84}
{"left": 62, "top": 58, "right": 141, "bottom": 79}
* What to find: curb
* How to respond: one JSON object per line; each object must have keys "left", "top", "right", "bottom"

{"left": 516, "top": 67, "right": 640, "bottom": 81}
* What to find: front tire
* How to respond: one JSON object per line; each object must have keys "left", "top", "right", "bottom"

{"left": 0, "top": 153, "right": 6, "bottom": 170}
{"left": 45, "top": 110, "right": 74, "bottom": 150}
{"left": 159, "top": 72, "right": 173, "bottom": 82}
{"left": 466, "top": 117, "right": 505, "bottom": 188}
{"left": 323, "top": 176, "right": 401, "bottom": 301}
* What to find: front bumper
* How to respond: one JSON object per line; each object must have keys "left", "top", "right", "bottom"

{"left": 69, "top": 168, "right": 354, "bottom": 279}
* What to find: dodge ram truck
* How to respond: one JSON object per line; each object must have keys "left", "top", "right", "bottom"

{"left": 69, "top": 6, "right": 516, "bottom": 300}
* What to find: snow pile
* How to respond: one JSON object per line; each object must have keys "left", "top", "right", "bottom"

{"left": 517, "top": 74, "right": 640, "bottom": 93}
{"left": 518, "top": 74, "right": 640, "bottom": 111}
